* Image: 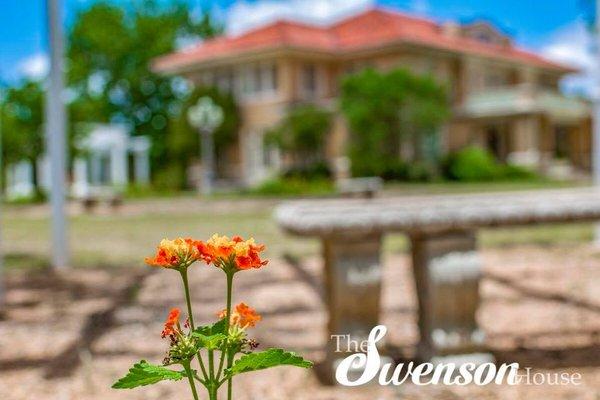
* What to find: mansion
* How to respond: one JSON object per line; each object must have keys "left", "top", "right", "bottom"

{"left": 154, "top": 7, "right": 589, "bottom": 186}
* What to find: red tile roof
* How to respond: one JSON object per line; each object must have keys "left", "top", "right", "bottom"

{"left": 153, "top": 8, "right": 575, "bottom": 74}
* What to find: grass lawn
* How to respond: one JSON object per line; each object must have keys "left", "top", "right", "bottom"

{"left": 2, "top": 207, "right": 320, "bottom": 270}
{"left": 382, "top": 178, "right": 588, "bottom": 196}
{"left": 2, "top": 179, "right": 595, "bottom": 269}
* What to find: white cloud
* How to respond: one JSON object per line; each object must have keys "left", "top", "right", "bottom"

{"left": 224, "top": 0, "right": 374, "bottom": 35}
{"left": 18, "top": 53, "right": 49, "bottom": 80}
{"left": 410, "top": 0, "right": 430, "bottom": 15}
{"left": 540, "top": 21, "right": 595, "bottom": 97}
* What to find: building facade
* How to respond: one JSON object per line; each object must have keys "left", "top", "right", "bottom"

{"left": 155, "top": 8, "right": 589, "bottom": 185}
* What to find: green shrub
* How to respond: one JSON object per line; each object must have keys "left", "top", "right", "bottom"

{"left": 6, "top": 190, "right": 47, "bottom": 205}
{"left": 153, "top": 163, "right": 186, "bottom": 191}
{"left": 406, "top": 161, "right": 438, "bottom": 182}
{"left": 249, "top": 177, "right": 333, "bottom": 196}
{"left": 443, "top": 147, "right": 501, "bottom": 181}
{"left": 380, "top": 160, "right": 409, "bottom": 181}
{"left": 283, "top": 162, "right": 331, "bottom": 180}
{"left": 351, "top": 161, "right": 383, "bottom": 178}
{"left": 500, "top": 164, "right": 537, "bottom": 180}
{"left": 443, "top": 146, "right": 538, "bottom": 182}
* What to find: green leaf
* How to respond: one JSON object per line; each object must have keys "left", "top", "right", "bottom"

{"left": 226, "top": 348, "right": 313, "bottom": 377}
{"left": 194, "top": 318, "right": 227, "bottom": 336}
{"left": 111, "top": 360, "right": 185, "bottom": 389}
{"left": 192, "top": 332, "right": 227, "bottom": 350}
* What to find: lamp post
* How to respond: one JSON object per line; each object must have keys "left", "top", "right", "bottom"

{"left": 187, "top": 97, "right": 224, "bottom": 195}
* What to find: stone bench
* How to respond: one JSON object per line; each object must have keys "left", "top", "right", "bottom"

{"left": 80, "top": 186, "right": 123, "bottom": 211}
{"left": 275, "top": 187, "right": 600, "bottom": 380}
{"left": 336, "top": 177, "right": 383, "bottom": 198}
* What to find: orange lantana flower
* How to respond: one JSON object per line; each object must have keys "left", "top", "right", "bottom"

{"left": 198, "top": 234, "right": 268, "bottom": 271}
{"left": 145, "top": 238, "right": 202, "bottom": 269}
{"left": 218, "top": 302, "right": 261, "bottom": 329}
{"left": 161, "top": 308, "right": 181, "bottom": 338}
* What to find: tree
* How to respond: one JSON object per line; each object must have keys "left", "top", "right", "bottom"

{"left": 266, "top": 104, "right": 332, "bottom": 171}
{"left": 340, "top": 68, "right": 449, "bottom": 176}
{"left": 0, "top": 80, "right": 45, "bottom": 192}
{"left": 67, "top": 1, "right": 222, "bottom": 174}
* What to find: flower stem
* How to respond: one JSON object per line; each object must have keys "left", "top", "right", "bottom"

{"left": 180, "top": 268, "right": 209, "bottom": 381}
{"left": 183, "top": 361, "right": 200, "bottom": 400}
{"left": 209, "top": 348, "right": 215, "bottom": 380}
{"left": 180, "top": 269, "right": 195, "bottom": 329}
{"left": 208, "top": 383, "right": 218, "bottom": 400}
{"left": 225, "top": 271, "right": 234, "bottom": 400}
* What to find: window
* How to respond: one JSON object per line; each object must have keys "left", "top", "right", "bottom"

{"left": 484, "top": 70, "right": 508, "bottom": 88}
{"left": 239, "top": 63, "right": 278, "bottom": 98}
{"left": 301, "top": 64, "right": 318, "bottom": 98}
{"left": 216, "top": 69, "right": 234, "bottom": 93}
{"left": 554, "top": 126, "right": 570, "bottom": 159}
{"left": 200, "top": 71, "right": 214, "bottom": 86}
{"left": 241, "top": 66, "right": 256, "bottom": 94}
{"left": 262, "top": 63, "right": 278, "bottom": 92}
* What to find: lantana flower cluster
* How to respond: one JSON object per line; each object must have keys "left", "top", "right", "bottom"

{"left": 145, "top": 234, "right": 268, "bottom": 271}
{"left": 113, "top": 234, "right": 310, "bottom": 400}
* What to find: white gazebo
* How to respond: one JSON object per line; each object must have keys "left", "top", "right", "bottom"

{"left": 5, "top": 161, "right": 36, "bottom": 200}
{"left": 71, "top": 124, "right": 151, "bottom": 198}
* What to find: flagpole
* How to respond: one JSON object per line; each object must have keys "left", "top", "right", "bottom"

{"left": 46, "top": 0, "right": 69, "bottom": 268}
{"left": 594, "top": 0, "right": 600, "bottom": 186}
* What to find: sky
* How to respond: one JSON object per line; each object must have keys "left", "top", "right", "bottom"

{"left": 0, "top": 0, "right": 594, "bottom": 94}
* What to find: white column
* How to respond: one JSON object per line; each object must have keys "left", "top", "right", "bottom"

{"left": 129, "top": 136, "right": 151, "bottom": 185}
{"left": 45, "top": 0, "right": 69, "bottom": 268}
{"left": 90, "top": 154, "right": 101, "bottom": 185}
{"left": 72, "top": 158, "right": 89, "bottom": 198}
{"left": 110, "top": 138, "right": 128, "bottom": 186}
{"left": 134, "top": 150, "right": 150, "bottom": 184}
{"left": 36, "top": 155, "right": 51, "bottom": 192}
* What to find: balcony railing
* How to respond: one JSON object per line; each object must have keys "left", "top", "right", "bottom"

{"left": 456, "top": 83, "right": 589, "bottom": 122}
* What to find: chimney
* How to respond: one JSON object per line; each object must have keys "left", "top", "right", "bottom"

{"left": 441, "top": 21, "right": 461, "bottom": 38}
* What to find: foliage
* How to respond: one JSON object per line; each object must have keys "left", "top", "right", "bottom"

{"left": 282, "top": 161, "right": 331, "bottom": 180}
{"left": 443, "top": 146, "right": 501, "bottom": 181}
{"left": 340, "top": 68, "right": 449, "bottom": 177}
{"left": 67, "top": 1, "right": 222, "bottom": 175}
{"left": 112, "top": 235, "right": 312, "bottom": 399}
{"left": 406, "top": 161, "right": 438, "bottom": 182}
{"left": 0, "top": 1, "right": 221, "bottom": 192}
{"left": 112, "top": 360, "right": 185, "bottom": 389}
{"left": 443, "top": 146, "right": 537, "bottom": 182}
{"left": 226, "top": 349, "right": 313, "bottom": 377}
{"left": 152, "top": 163, "right": 187, "bottom": 191}
{"left": 500, "top": 163, "right": 538, "bottom": 180}
{"left": 248, "top": 177, "right": 334, "bottom": 196}
{"left": 0, "top": 80, "right": 48, "bottom": 195}
{"left": 266, "top": 104, "right": 332, "bottom": 169}
{"left": 1, "top": 81, "right": 44, "bottom": 165}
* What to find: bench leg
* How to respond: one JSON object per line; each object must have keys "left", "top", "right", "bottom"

{"left": 410, "top": 230, "right": 486, "bottom": 361}
{"left": 321, "top": 234, "right": 382, "bottom": 383}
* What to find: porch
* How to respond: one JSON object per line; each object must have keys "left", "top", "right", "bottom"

{"left": 451, "top": 84, "right": 591, "bottom": 178}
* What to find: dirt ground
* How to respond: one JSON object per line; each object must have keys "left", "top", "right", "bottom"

{"left": 1, "top": 244, "right": 599, "bottom": 399}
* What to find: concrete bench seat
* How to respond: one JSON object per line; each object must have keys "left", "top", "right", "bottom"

{"left": 275, "top": 187, "right": 600, "bottom": 381}
{"left": 335, "top": 177, "right": 383, "bottom": 198}
{"left": 80, "top": 186, "right": 123, "bottom": 211}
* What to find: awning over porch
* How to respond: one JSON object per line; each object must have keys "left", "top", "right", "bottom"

{"left": 456, "top": 84, "right": 590, "bottom": 123}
